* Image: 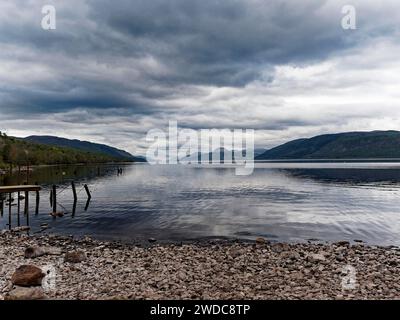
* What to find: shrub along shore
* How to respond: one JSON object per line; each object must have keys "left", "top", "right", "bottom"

{"left": 1, "top": 232, "right": 399, "bottom": 300}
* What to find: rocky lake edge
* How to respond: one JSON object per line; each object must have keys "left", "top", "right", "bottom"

{"left": 1, "top": 231, "right": 400, "bottom": 300}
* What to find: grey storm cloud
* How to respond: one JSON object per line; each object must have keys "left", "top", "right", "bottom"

{"left": 1, "top": 0, "right": 400, "bottom": 154}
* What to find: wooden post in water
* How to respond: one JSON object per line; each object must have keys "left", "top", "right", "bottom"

{"left": 0, "top": 195, "right": 3, "bottom": 217}
{"left": 35, "top": 182, "right": 39, "bottom": 215}
{"left": 17, "top": 191, "right": 20, "bottom": 226}
{"left": 71, "top": 181, "right": 77, "bottom": 202}
{"left": 24, "top": 191, "right": 29, "bottom": 215}
{"left": 8, "top": 192, "right": 12, "bottom": 229}
{"left": 72, "top": 200, "right": 77, "bottom": 217}
{"left": 35, "top": 192, "right": 40, "bottom": 215}
{"left": 83, "top": 184, "right": 91, "bottom": 211}
{"left": 52, "top": 185, "right": 57, "bottom": 213}
{"left": 84, "top": 198, "right": 90, "bottom": 211}
{"left": 17, "top": 191, "right": 20, "bottom": 215}
{"left": 84, "top": 184, "right": 91, "bottom": 200}
{"left": 71, "top": 181, "right": 77, "bottom": 217}
{"left": 25, "top": 191, "right": 29, "bottom": 226}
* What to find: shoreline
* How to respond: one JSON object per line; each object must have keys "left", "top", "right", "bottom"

{"left": 3, "top": 226, "right": 386, "bottom": 248}
{"left": 0, "top": 161, "right": 137, "bottom": 173}
{"left": 1, "top": 232, "right": 400, "bottom": 300}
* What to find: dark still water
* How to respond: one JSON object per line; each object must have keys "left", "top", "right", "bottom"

{"left": 1, "top": 163, "right": 400, "bottom": 245}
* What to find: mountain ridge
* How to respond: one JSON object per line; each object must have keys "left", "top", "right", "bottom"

{"left": 0, "top": 133, "right": 129, "bottom": 168}
{"left": 24, "top": 135, "right": 146, "bottom": 162}
{"left": 256, "top": 130, "right": 400, "bottom": 160}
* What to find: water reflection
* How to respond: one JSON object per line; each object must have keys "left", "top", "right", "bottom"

{"left": 0, "top": 164, "right": 120, "bottom": 186}
{"left": 284, "top": 168, "right": 400, "bottom": 185}
{"left": 1, "top": 163, "right": 400, "bottom": 245}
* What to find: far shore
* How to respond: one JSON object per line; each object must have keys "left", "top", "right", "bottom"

{"left": 0, "top": 161, "right": 141, "bottom": 176}
{"left": 1, "top": 231, "right": 399, "bottom": 300}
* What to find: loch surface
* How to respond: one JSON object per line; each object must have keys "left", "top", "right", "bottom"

{"left": 1, "top": 162, "right": 400, "bottom": 245}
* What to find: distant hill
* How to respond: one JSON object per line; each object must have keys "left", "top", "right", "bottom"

{"left": 183, "top": 148, "right": 250, "bottom": 163}
{"left": 24, "top": 136, "right": 146, "bottom": 162}
{"left": 183, "top": 148, "right": 233, "bottom": 163}
{"left": 256, "top": 131, "right": 400, "bottom": 160}
{"left": 254, "top": 148, "right": 267, "bottom": 157}
{"left": 0, "top": 133, "right": 129, "bottom": 169}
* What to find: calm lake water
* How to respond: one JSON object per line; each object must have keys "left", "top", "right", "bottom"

{"left": 1, "top": 163, "right": 400, "bottom": 245}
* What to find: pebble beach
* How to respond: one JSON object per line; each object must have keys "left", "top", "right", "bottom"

{"left": 1, "top": 231, "right": 400, "bottom": 300}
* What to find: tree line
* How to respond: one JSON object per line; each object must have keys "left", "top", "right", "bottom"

{"left": 0, "top": 132, "right": 125, "bottom": 170}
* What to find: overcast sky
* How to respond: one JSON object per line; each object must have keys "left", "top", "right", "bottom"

{"left": 1, "top": 0, "right": 400, "bottom": 155}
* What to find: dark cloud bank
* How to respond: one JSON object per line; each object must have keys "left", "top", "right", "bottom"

{"left": 0, "top": 0, "right": 399, "bottom": 154}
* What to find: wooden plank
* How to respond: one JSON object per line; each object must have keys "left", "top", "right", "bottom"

{"left": 0, "top": 185, "right": 41, "bottom": 193}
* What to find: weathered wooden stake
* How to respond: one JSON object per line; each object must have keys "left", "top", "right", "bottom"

{"left": 71, "top": 181, "right": 77, "bottom": 202}
{"left": 72, "top": 200, "right": 77, "bottom": 217}
{"left": 8, "top": 192, "right": 12, "bottom": 229}
{"left": 17, "top": 191, "right": 20, "bottom": 215}
{"left": 24, "top": 191, "right": 29, "bottom": 215}
{"left": 26, "top": 191, "right": 29, "bottom": 226}
{"left": 52, "top": 185, "right": 57, "bottom": 213}
{"left": 84, "top": 184, "right": 91, "bottom": 200}
{"left": 35, "top": 190, "right": 40, "bottom": 215}
{"left": 84, "top": 198, "right": 90, "bottom": 211}
{"left": 17, "top": 191, "right": 20, "bottom": 226}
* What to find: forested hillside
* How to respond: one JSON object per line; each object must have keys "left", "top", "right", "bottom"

{"left": 256, "top": 131, "right": 400, "bottom": 160}
{"left": 0, "top": 132, "right": 128, "bottom": 169}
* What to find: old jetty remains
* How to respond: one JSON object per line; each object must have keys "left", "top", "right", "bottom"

{"left": 1, "top": 182, "right": 93, "bottom": 229}
{"left": 0, "top": 185, "right": 41, "bottom": 228}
